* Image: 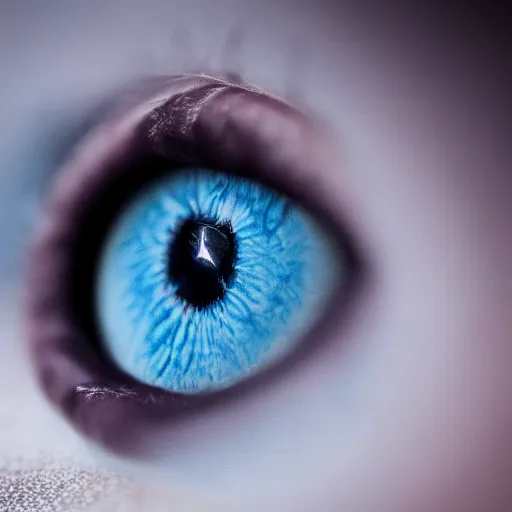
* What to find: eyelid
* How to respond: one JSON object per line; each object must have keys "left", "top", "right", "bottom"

{"left": 137, "top": 76, "right": 351, "bottom": 235}
{"left": 25, "top": 74, "right": 363, "bottom": 457}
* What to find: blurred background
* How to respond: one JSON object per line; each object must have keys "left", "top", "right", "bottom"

{"left": 0, "top": 1, "right": 510, "bottom": 511}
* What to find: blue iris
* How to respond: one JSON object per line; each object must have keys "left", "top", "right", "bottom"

{"left": 96, "top": 168, "right": 338, "bottom": 393}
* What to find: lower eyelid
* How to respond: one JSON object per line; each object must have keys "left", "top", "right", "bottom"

{"left": 24, "top": 73, "right": 364, "bottom": 457}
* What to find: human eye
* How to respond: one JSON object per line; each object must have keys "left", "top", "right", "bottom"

{"left": 24, "top": 74, "right": 364, "bottom": 454}
{"left": 97, "top": 167, "right": 340, "bottom": 393}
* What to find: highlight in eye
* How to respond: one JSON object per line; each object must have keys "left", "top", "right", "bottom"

{"left": 97, "top": 168, "right": 338, "bottom": 393}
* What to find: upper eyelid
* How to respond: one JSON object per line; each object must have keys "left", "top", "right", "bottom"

{"left": 56, "top": 75, "right": 314, "bottom": 213}
{"left": 179, "top": 72, "right": 294, "bottom": 105}
{"left": 39, "top": 74, "right": 234, "bottom": 176}
{"left": 108, "top": 73, "right": 294, "bottom": 136}
{"left": 41, "top": 73, "right": 294, "bottom": 190}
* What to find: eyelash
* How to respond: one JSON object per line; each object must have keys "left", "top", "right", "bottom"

{"left": 24, "top": 73, "right": 363, "bottom": 456}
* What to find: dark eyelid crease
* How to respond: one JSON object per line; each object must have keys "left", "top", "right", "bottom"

{"left": 24, "top": 73, "right": 364, "bottom": 457}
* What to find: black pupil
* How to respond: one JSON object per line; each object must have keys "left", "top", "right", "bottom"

{"left": 167, "top": 217, "right": 237, "bottom": 309}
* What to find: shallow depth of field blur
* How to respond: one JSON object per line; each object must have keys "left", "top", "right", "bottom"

{"left": 0, "top": 1, "right": 510, "bottom": 511}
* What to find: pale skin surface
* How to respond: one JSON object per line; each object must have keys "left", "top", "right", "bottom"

{"left": 0, "top": 1, "right": 510, "bottom": 511}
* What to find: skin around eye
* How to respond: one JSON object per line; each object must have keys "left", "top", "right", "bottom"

{"left": 24, "top": 74, "right": 363, "bottom": 456}
{"left": 96, "top": 168, "right": 339, "bottom": 393}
